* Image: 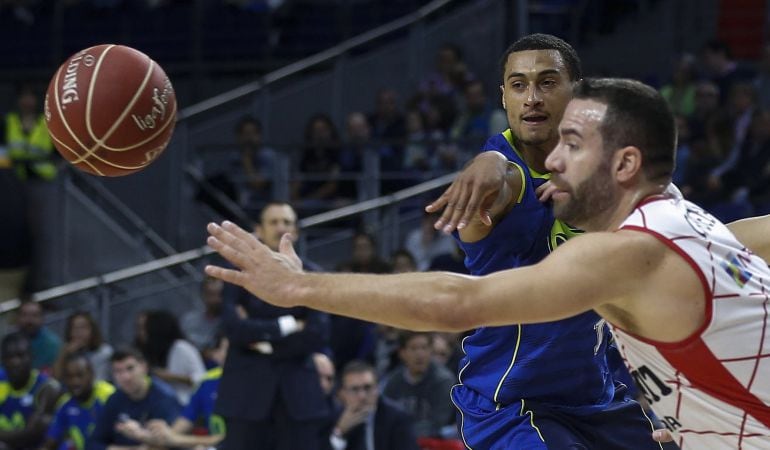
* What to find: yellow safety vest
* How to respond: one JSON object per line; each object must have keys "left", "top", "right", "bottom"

{"left": 5, "top": 112, "right": 56, "bottom": 180}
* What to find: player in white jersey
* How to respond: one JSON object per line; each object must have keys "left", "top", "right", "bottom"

{"left": 203, "top": 78, "right": 770, "bottom": 449}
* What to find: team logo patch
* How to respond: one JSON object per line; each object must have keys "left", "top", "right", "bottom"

{"left": 721, "top": 252, "right": 753, "bottom": 288}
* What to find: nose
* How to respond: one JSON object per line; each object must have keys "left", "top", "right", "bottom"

{"left": 545, "top": 145, "right": 563, "bottom": 173}
{"left": 525, "top": 84, "right": 543, "bottom": 107}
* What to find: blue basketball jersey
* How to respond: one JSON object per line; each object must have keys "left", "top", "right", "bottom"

{"left": 454, "top": 130, "right": 616, "bottom": 413}
{"left": 47, "top": 380, "right": 115, "bottom": 450}
{"left": 181, "top": 367, "right": 224, "bottom": 436}
{"left": 0, "top": 370, "right": 52, "bottom": 431}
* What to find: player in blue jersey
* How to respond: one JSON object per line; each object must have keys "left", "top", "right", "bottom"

{"left": 424, "top": 34, "right": 660, "bottom": 449}
{"left": 41, "top": 353, "right": 114, "bottom": 450}
{"left": 0, "top": 332, "right": 60, "bottom": 450}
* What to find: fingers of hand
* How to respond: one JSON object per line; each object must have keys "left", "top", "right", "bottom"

{"left": 458, "top": 183, "right": 483, "bottom": 230}
{"left": 205, "top": 265, "right": 247, "bottom": 287}
{"left": 443, "top": 181, "right": 471, "bottom": 233}
{"left": 425, "top": 188, "right": 450, "bottom": 214}
{"left": 221, "top": 221, "right": 262, "bottom": 251}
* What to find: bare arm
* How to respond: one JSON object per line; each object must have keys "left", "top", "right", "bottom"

{"left": 204, "top": 221, "right": 662, "bottom": 332}
{"left": 145, "top": 418, "right": 224, "bottom": 448}
{"left": 727, "top": 215, "right": 770, "bottom": 262}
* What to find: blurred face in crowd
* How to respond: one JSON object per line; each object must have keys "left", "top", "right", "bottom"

{"left": 201, "top": 277, "right": 224, "bottom": 313}
{"left": 432, "top": 333, "right": 455, "bottom": 367}
{"left": 2, "top": 339, "right": 31, "bottom": 387}
{"left": 729, "top": 84, "right": 755, "bottom": 115}
{"left": 238, "top": 121, "right": 263, "bottom": 150}
{"left": 257, "top": 204, "right": 298, "bottom": 252}
{"left": 346, "top": 112, "right": 371, "bottom": 145}
{"left": 309, "top": 118, "right": 335, "bottom": 147}
{"left": 501, "top": 49, "right": 574, "bottom": 157}
{"left": 18, "top": 89, "right": 36, "bottom": 115}
{"left": 437, "top": 46, "right": 460, "bottom": 75}
{"left": 352, "top": 235, "right": 376, "bottom": 265}
{"left": 16, "top": 302, "right": 43, "bottom": 336}
{"left": 313, "top": 353, "right": 336, "bottom": 396}
{"left": 69, "top": 314, "right": 94, "bottom": 349}
{"left": 339, "top": 370, "right": 379, "bottom": 413}
{"left": 399, "top": 334, "right": 432, "bottom": 378}
{"left": 694, "top": 82, "right": 719, "bottom": 115}
{"left": 63, "top": 358, "right": 94, "bottom": 403}
{"left": 112, "top": 356, "right": 148, "bottom": 400}
{"left": 377, "top": 90, "right": 399, "bottom": 119}
{"left": 465, "top": 81, "right": 487, "bottom": 114}
{"left": 392, "top": 253, "right": 416, "bottom": 273}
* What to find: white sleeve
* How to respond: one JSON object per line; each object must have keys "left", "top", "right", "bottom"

{"left": 168, "top": 340, "right": 206, "bottom": 385}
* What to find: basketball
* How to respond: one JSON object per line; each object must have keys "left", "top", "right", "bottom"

{"left": 44, "top": 44, "right": 177, "bottom": 177}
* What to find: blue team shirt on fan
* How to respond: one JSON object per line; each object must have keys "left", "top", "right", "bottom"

{"left": 453, "top": 130, "right": 616, "bottom": 413}
{"left": 181, "top": 367, "right": 225, "bottom": 436}
{"left": 47, "top": 380, "right": 115, "bottom": 450}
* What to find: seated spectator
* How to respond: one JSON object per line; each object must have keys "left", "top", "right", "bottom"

{"left": 430, "top": 332, "right": 463, "bottom": 374}
{"left": 327, "top": 360, "right": 419, "bottom": 450}
{"left": 419, "top": 43, "right": 473, "bottom": 102}
{"left": 313, "top": 352, "right": 336, "bottom": 399}
{"left": 404, "top": 212, "right": 456, "bottom": 271}
{"left": 381, "top": 332, "right": 456, "bottom": 439}
{"left": 180, "top": 276, "right": 224, "bottom": 356}
{"left": 660, "top": 53, "right": 697, "bottom": 118}
{"left": 53, "top": 311, "right": 113, "bottom": 382}
{"left": 236, "top": 116, "right": 277, "bottom": 211}
{"left": 701, "top": 39, "right": 755, "bottom": 103}
{"left": 450, "top": 80, "right": 507, "bottom": 150}
{"left": 15, "top": 299, "right": 61, "bottom": 372}
{"left": 336, "top": 232, "right": 391, "bottom": 274}
{"left": 138, "top": 310, "right": 206, "bottom": 404}
{"left": 86, "top": 348, "right": 180, "bottom": 450}
{"left": 40, "top": 353, "right": 114, "bottom": 450}
{"left": 131, "top": 336, "right": 230, "bottom": 450}
{"left": 0, "top": 333, "right": 60, "bottom": 449}
{"left": 390, "top": 249, "right": 417, "bottom": 274}
{"left": 368, "top": 89, "right": 406, "bottom": 149}
{"left": 293, "top": 114, "right": 346, "bottom": 212}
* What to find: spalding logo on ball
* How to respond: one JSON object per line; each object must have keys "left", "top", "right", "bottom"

{"left": 45, "top": 44, "right": 176, "bottom": 176}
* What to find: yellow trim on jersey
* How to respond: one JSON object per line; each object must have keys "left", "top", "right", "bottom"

{"left": 519, "top": 399, "right": 545, "bottom": 442}
{"left": 493, "top": 324, "right": 522, "bottom": 404}
{"left": 203, "top": 367, "right": 222, "bottom": 381}
{"left": 502, "top": 129, "right": 551, "bottom": 180}
{"left": 509, "top": 162, "right": 527, "bottom": 205}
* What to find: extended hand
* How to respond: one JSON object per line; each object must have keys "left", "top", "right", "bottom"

{"left": 205, "top": 221, "right": 303, "bottom": 307}
{"left": 425, "top": 151, "right": 509, "bottom": 233}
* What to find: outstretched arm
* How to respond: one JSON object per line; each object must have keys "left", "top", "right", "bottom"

{"left": 205, "top": 222, "right": 662, "bottom": 332}
{"left": 727, "top": 215, "right": 770, "bottom": 262}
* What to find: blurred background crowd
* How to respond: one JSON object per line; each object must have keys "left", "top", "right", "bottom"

{"left": 0, "top": 0, "right": 767, "bottom": 449}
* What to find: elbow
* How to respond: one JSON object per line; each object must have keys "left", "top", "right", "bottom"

{"left": 428, "top": 277, "right": 482, "bottom": 332}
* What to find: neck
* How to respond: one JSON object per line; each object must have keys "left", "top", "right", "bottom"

{"left": 9, "top": 371, "right": 33, "bottom": 390}
{"left": 128, "top": 378, "right": 150, "bottom": 401}
{"left": 517, "top": 141, "right": 553, "bottom": 174}
{"left": 76, "top": 385, "right": 95, "bottom": 404}
{"left": 579, "top": 185, "right": 666, "bottom": 232}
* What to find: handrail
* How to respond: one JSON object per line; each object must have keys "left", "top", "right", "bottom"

{"left": 0, "top": 172, "right": 455, "bottom": 314}
{"left": 177, "top": 0, "right": 453, "bottom": 120}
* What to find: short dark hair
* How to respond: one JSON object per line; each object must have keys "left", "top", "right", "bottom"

{"left": 573, "top": 78, "right": 676, "bottom": 183}
{"left": 258, "top": 202, "right": 295, "bottom": 226}
{"left": 1, "top": 332, "right": 29, "bottom": 356}
{"left": 500, "top": 34, "right": 582, "bottom": 82}
{"left": 62, "top": 351, "right": 93, "bottom": 373}
{"left": 398, "top": 331, "right": 432, "bottom": 349}
{"left": 110, "top": 347, "right": 146, "bottom": 364}
{"left": 340, "top": 360, "right": 377, "bottom": 382}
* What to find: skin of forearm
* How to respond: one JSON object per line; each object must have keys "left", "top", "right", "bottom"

{"left": 169, "top": 432, "right": 224, "bottom": 447}
{"left": 294, "top": 271, "right": 479, "bottom": 331}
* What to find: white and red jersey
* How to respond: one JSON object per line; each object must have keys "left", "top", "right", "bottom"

{"left": 610, "top": 195, "right": 770, "bottom": 449}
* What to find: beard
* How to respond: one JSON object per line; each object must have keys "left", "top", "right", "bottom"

{"left": 552, "top": 158, "right": 620, "bottom": 229}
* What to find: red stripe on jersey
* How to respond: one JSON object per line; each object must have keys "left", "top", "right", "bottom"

{"left": 660, "top": 340, "right": 770, "bottom": 430}
{"left": 617, "top": 225, "right": 712, "bottom": 349}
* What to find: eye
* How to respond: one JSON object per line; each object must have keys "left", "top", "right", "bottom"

{"left": 510, "top": 81, "right": 525, "bottom": 90}
{"left": 541, "top": 79, "right": 557, "bottom": 89}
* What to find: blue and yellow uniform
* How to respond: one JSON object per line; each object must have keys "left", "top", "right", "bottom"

{"left": 0, "top": 369, "right": 55, "bottom": 433}
{"left": 450, "top": 130, "right": 660, "bottom": 449}
{"left": 181, "top": 367, "right": 225, "bottom": 436}
{"left": 46, "top": 381, "right": 114, "bottom": 450}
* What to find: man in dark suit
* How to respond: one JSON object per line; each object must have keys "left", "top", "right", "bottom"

{"left": 327, "top": 360, "right": 419, "bottom": 450}
{"left": 216, "top": 202, "right": 330, "bottom": 450}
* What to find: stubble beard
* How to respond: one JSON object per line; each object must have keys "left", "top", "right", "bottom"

{"left": 553, "top": 159, "right": 620, "bottom": 230}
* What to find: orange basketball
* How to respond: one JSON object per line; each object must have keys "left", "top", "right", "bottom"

{"left": 44, "top": 44, "right": 177, "bottom": 176}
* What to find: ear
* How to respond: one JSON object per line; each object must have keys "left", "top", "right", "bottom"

{"left": 500, "top": 85, "right": 506, "bottom": 109}
{"left": 614, "top": 146, "right": 643, "bottom": 183}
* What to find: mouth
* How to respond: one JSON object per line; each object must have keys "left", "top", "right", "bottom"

{"left": 521, "top": 113, "right": 549, "bottom": 125}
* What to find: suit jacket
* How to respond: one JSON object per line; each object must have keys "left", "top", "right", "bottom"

{"left": 215, "top": 265, "right": 330, "bottom": 422}
{"left": 324, "top": 398, "right": 420, "bottom": 450}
